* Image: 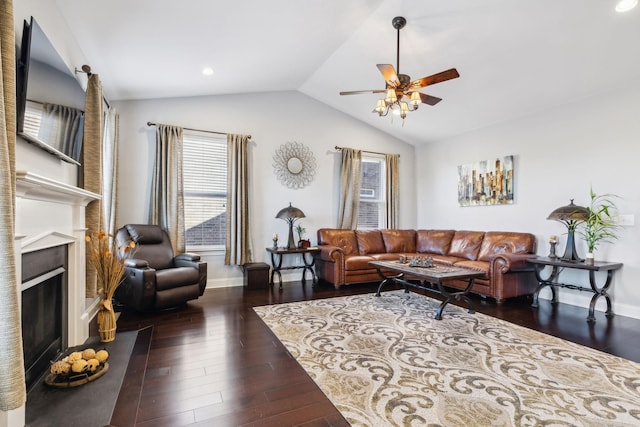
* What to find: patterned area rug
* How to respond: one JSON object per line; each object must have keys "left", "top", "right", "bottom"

{"left": 254, "top": 291, "right": 640, "bottom": 427}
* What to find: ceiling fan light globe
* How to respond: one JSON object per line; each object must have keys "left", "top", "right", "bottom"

{"left": 399, "top": 101, "right": 409, "bottom": 119}
{"left": 410, "top": 91, "right": 421, "bottom": 107}
{"left": 385, "top": 89, "right": 397, "bottom": 104}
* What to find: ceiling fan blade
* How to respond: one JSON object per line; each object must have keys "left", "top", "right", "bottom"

{"left": 410, "top": 68, "right": 460, "bottom": 89}
{"left": 419, "top": 93, "right": 442, "bottom": 106}
{"left": 340, "top": 89, "right": 386, "bottom": 96}
{"left": 377, "top": 64, "right": 400, "bottom": 87}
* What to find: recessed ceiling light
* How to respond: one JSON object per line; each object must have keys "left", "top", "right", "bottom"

{"left": 616, "top": 0, "right": 637, "bottom": 12}
{"left": 202, "top": 67, "right": 214, "bottom": 76}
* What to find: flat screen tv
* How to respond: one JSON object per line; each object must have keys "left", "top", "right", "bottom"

{"left": 17, "top": 17, "right": 85, "bottom": 165}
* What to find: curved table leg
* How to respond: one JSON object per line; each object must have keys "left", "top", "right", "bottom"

{"left": 587, "top": 270, "right": 615, "bottom": 322}
{"left": 434, "top": 278, "right": 476, "bottom": 320}
{"left": 269, "top": 252, "right": 284, "bottom": 289}
{"left": 532, "top": 265, "right": 559, "bottom": 308}
{"left": 375, "top": 269, "right": 404, "bottom": 296}
{"left": 301, "top": 252, "right": 318, "bottom": 285}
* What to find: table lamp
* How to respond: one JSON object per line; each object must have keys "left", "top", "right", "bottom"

{"left": 547, "top": 199, "right": 589, "bottom": 261}
{"left": 276, "top": 203, "right": 306, "bottom": 249}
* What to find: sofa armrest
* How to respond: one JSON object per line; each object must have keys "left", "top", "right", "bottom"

{"left": 124, "top": 258, "right": 149, "bottom": 269}
{"left": 489, "top": 253, "right": 538, "bottom": 302}
{"left": 175, "top": 252, "right": 202, "bottom": 262}
{"left": 316, "top": 245, "right": 344, "bottom": 263}
{"left": 490, "top": 253, "right": 537, "bottom": 274}
{"left": 115, "top": 265, "right": 157, "bottom": 311}
{"left": 174, "top": 253, "right": 202, "bottom": 269}
{"left": 174, "top": 254, "right": 207, "bottom": 295}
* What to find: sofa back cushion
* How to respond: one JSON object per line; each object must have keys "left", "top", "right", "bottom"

{"left": 381, "top": 229, "right": 416, "bottom": 253}
{"left": 317, "top": 229, "right": 359, "bottom": 255}
{"left": 448, "top": 230, "right": 485, "bottom": 260}
{"left": 477, "top": 231, "right": 536, "bottom": 261}
{"left": 416, "top": 230, "right": 455, "bottom": 255}
{"left": 355, "top": 230, "right": 386, "bottom": 255}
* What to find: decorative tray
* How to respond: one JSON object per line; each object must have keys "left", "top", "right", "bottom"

{"left": 44, "top": 362, "right": 109, "bottom": 388}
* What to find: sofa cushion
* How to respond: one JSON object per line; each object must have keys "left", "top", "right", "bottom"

{"left": 344, "top": 255, "right": 376, "bottom": 271}
{"left": 477, "top": 231, "right": 536, "bottom": 261}
{"left": 355, "top": 230, "right": 386, "bottom": 255}
{"left": 453, "top": 260, "right": 489, "bottom": 275}
{"left": 317, "top": 229, "right": 359, "bottom": 255}
{"left": 370, "top": 253, "right": 400, "bottom": 262}
{"left": 448, "top": 230, "right": 485, "bottom": 260}
{"left": 380, "top": 229, "right": 416, "bottom": 253}
{"left": 416, "top": 230, "right": 455, "bottom": 255}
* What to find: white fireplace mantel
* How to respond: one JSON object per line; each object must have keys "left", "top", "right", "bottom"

{"left": 15, "top": 170, "right": 101, "bottom": 344}
{"left": 16, "top": 170, "right": 99, "bottom": 206}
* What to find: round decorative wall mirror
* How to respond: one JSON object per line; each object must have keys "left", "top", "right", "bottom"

{"left": 287, "top": 157, "right": 303, "bottom": 174}
{"left": 273, "top": 141, "right": 316, "bottom": 189}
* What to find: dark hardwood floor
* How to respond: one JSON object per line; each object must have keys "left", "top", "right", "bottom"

{"left": 113, "top": 280, "right": 640, "bottom": 426}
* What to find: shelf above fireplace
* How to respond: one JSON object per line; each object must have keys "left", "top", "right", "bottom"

{"left": 16, "top": 170, "right": 100, "bottom": 205}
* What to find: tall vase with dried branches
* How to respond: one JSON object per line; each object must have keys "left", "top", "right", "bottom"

{"left": 86, "top": 231, "right": 135, "bottom": 342}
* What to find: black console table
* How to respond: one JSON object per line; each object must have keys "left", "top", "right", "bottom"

{"left": 266, "top": 247, "right": 319, "bottom": 289}
{"left": 527, "top": 257, "right": 623, "bottom": 323}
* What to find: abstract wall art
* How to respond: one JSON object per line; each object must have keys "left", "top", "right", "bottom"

{"left": 457, "top": 155, "right": 514, "bottom": 206}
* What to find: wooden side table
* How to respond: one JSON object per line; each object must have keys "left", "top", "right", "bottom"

{"left": 527, "top": 256, "right": 623, "bottom": 322}
{"left": 266, "top": 247, "right": 319, "bottom": 289}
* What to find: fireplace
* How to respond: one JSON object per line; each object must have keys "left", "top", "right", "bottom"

{"left": 11, "top": 170, "right": 100, "bottom": 417}
{"left": 21, "top": 245, "right": 68, "bottom": 391}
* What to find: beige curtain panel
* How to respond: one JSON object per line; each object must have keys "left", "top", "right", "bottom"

{"left": 102, "top": 108, "right": 119, "bottom": 235}
{"left": 0, "top": 0, "right": 27, "bottom": 410}
{"left": 83, "top": 73, "right": 104, "bottom": 298}
{"left": 225, "top": 133, "right": 253, "bottom": 265}
{"left": 150, "top": 124, "right": 185, "bottom": 252}
{"left": 337, "top": 148, "right": 362, "bottom": 229}
{"left": 385, "top": 153, "right": 400, "bottom": 229}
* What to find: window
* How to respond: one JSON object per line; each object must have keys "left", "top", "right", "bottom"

{"left": 182, "top": 131, "right": 227, "bottom": 249}
{"left": 358, "top": 155, "right": 386, "bottom": 229}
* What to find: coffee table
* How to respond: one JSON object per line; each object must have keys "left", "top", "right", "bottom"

{"left": 370, "top": 260, "right": 485, "bottom": 320}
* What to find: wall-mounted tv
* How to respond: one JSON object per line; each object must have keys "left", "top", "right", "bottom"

{"left": 17, "top": 17, "right": 85, "bottom": 165}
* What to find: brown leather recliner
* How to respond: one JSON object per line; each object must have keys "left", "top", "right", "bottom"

{"left": 114, "top": 224, "right": 207, "bottom": 311}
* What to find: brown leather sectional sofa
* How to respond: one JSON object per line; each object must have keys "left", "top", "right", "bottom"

{"left": 315, "top": 228, "right": 538, "bottom": 303}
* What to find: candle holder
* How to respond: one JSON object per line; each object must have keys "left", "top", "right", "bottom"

{"left": 272, "top": 237, "right": 278, "bottom": 249}
{"left": 548, "top": 240, "right": 558, "bottom": 259}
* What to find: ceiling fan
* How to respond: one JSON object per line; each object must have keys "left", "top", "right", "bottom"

{"left": 340, "top": 16, "right": 460, "bottom": 123}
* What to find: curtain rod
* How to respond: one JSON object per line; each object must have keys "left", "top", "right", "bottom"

{"left": 147, "top": 121, "right": 251, "bottom": 139}
{"left": 334, "top": 145, "right": 399, "bottom": 158}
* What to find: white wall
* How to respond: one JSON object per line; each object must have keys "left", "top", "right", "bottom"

{"left": 415, "top": 81, "right": 640, "bottom": 318}
{"left": 114, "top": 91, "right": 416, "bottom": 286}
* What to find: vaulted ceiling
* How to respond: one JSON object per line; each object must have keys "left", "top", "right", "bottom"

{"left": 54, "top": 0, "right": 640, "bottom": 145}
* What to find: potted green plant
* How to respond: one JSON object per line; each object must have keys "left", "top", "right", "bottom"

{"left": 295, "top": 224, "right": 310, "bottom": 248}
{"left": 578, "top": 188, "right": 620, "bottom": 264}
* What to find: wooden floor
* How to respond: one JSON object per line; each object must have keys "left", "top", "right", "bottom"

{"left": 113, "top": 281, "right": 640, "bottom": 426}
